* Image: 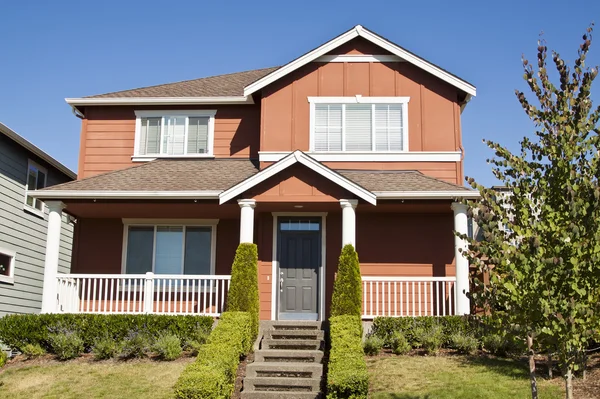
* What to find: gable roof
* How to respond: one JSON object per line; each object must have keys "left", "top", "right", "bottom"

{"left": 0, "top": 122, "right": 76, "bottom": 180}
{"left": 244, "top": 25, "right": 476, "bottom": 98}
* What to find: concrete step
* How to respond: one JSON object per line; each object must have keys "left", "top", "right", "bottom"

{"left": 246, "top": 362, "right": 323, "bottom": 378}
{"left": 262, "top": 338, "right": 323, "bottom": 350}
{"left": 254, "top": 349, "right": 324, "bottom": 363}
{"left": 261, "top": 320, "right": 322, "bottom": 331}
{"left": 241, "top": 392, "right": 321, "bottom": 399}
{"left": 264, "top": 329, "right": 324, "bottom": 340}
{"left": 243, "top": 376, "right": 322, "bottom": 392}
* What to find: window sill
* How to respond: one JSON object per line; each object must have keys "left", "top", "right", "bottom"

{"left": 132, "top": 155, "right": 215, "bottom": 162}
{"left": 258, "top": 151, "right": 462, "bottom": 163}
{"left": 23, "top": 205, "right": 46, "bottom": 219}
{"left": 0, "top": 275, "right": 14, "bottom": 285}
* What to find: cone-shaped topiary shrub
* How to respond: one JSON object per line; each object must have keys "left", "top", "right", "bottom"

{"left": 330, "top": 244, "right": 362, "bottom": 317}
{"left": 226, "top": 243, "right": 259, "bottom": 339}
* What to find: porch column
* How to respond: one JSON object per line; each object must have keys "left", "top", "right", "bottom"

{"left": 41, "top": 201, "right": 66, "bottom": 313}
{"left": 340, "top": 199, "right": 358, "bottom": 247}
{"left": 238, "top": 199, "right": 256, "bottom": 244}
{"left": 452, "top": 202, "right": 470, "bottom": 315}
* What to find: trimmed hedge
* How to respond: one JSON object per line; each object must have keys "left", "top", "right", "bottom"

{"left": 0, "top": 314, "right": 213, "bottom": 352}
{"left": 174, "top": 311, "right": 253, "bottom": 399}
{"left": 226, "top": 243, "right": 260, "bottom": 339}
{"left": 327, "top": 315, "right": 369, "bottom": 399}
{"left": 330, "top": 244, "right": 362, "bottom": 317}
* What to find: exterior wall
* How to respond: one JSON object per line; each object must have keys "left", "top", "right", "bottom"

{"left": 78, "top": 104, "right": 261, "bottom": 179}
{"left": 0, "top": 134, "right": 74, "bottom": 317}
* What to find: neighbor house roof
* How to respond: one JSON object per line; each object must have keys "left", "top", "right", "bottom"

{"left": 0, "top": 122, "right": 76, "bottom": 180}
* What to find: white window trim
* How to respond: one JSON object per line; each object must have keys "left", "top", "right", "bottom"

{"left": 0, "top": 246, "right": 16, "bottom": 284}
{"left": 24, "top": 159, "right": 47, "bottom": 218}
{"left": 308, "top": 96, "right": 410, "bottom": 153}
{"left": 258, "top": 151, "right": 462, "bottom": 163}
{"left": 120, "top": 219, "right": 219, "bottom": 276}
{"left": 133, "top": 110, "right": 217, "bottom": 161}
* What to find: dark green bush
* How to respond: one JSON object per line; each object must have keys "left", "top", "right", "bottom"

{"left": 182, "top": 325, "right": 211, "bottom": 353}
{"left": 0, "top": 350, "right": 7, "bottom": 368}
{"left": 226, "top": 243, "right": 260, "bottom": 340}
{"left": 154, "top": 333, "right": 182, "bottom": 361}
{"left": 327, "top": 315, "right": 368, "bottom": 399}
{"left": 121, "top": 331, "right": 151, "bottom": 359}
{"left": 391, "top": 331, "right": 411, "bottom": 355}
{"left": 363, "top": 335, "right": 383, "bottom": 356}
{"left": 449, "top": 332, "right": 479, "bottom": 355}
{"left": 21, "top": 343, "right": 45, "bottom": 358}
{"left": 48, "top": 331, "right": 84, "bottom": 360}
{"left": 330, "top": 244, "right": 362, "bottom": 317}
{"left": 174, "top": 311, "right": 253, "bottom": 399}
{"left": 415, "top": 325, "right": 444, "bottom": 355}
{"left": 93, "top": 336, "right": 121, "bottom": 360}
{"left": 0, "top": 314, "right": 213, "bottom": 353}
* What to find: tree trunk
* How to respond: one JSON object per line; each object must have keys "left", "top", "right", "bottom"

{"left": 565, "top": 367, "right": 573, "bottom": 399}
{"left": 582, "top": 351, "right": 587, "bottom": 381}
{"left": 548, "top": 353, "right": 553, "bottom": 379}
{"left": 527, "top": 334, "right": 538, "bottom": 399}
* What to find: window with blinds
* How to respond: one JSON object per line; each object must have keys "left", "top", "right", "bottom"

{"left": 313, "top": 102, "right": 406, "bottom": 152}
{"left": 137, "top": 114, "right": 212, "bottom": 156}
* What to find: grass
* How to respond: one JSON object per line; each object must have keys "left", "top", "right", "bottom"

{"left": 0, "top": 357, "right": 194, "bottom": 399}
{"left": 367, "top": 355, "right": 564, "bottom": 399}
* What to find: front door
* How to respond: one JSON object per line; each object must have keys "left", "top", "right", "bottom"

{"left": 278, "top": 218, "right": 321, "bottom": 320}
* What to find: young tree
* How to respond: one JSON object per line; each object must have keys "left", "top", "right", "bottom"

{"left": 462, "top": 25, "right": 600, "bottom": 399}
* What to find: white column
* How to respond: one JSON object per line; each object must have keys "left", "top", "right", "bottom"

{"left": 238, "top": 199, "right": 256, "bottom": 244}
{"left": 41, "top": 201, "right": 66, "bottom": 313}
{"left": 340, "top": 199, "right": 358, "bottom": 247}
{"left": 452, "top": 202, "right": 470, "bottom": 315}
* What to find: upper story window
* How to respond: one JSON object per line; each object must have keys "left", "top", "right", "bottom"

{"left": 25, "top": 159, "right": 47, "bottom": 213}
{"left": 308, "top": 96, "right": 409, "bottom": 152}
{"left": 134, "top": 110, "right": 216, "bottom": 159}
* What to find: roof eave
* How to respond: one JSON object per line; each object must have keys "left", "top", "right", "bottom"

{"left": 29, "top": 190, "right": 222, "bottom": 200}
{"left": 65, "top": 96, "right": 254, "bottom": 107}
{"left": 374, "top": 191, "right": 481, "bottom": 200}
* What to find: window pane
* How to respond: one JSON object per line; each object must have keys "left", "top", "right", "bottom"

{"left": 126, "top": 227, "right": 154, "bottom": 274}
{"left": 279, "top": 219, "right": 320, "bottom": 231}
{"left": 155, "top": 226, "right": 184, "bottom": 274}
{"left": 27, "top": 167, "right": 37, "bottom": 190}
{"left": 184, "top": 227, "right": 212, "bottom": 275}
{"left": 140, "top": 117, "right": 161, "bottom": 155}
{"left": 36, "top": 170, "right": 46, "bottom": 189}
{"left": 187, "top": 117, "right": 209, "bottom": 154}
{"left": 162, "top": 117, "right": 186, "bottom": 155}
{"left": 0, "top": 253, "right": 11, "bottom": 276}
{"left": 314, "top": 104, "right": 342, "bottom": 151}
{"left": 388, "top": 105, "right": 403, "bottom": 151}
{"left": 345, "top": 104, "right": 372, "bottom": 151}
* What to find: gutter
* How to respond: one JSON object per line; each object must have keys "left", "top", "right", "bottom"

{"left": 29, "top": 190, "right": 222, "bottom": 200}
{"left": 374, "top": 191, "right": 481, "bottom": 200}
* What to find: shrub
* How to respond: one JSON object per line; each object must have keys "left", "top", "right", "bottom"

{"left": 391, "top": 331, "right": 411, "bottom": 355}
{"left": 21, "top": 343, "right": 45, "bottom": 358}
{"left": 182, "top": 325, "right": 211, "bottom": 354}
{"left": 174, "top": 311, "right": 253, "bottom": 399}
{"left": 0, "top": 350, "right": 7, "bottom": 368}
{"left": 415, "top": 324, "right": 444, "bottom": 355}
{"left": 482, "top": 333, "right": 515, "bottom": 357}
{"left": 154, "top": 333, "right": 182, "bottom": 361}
{"left": 93, "top": 336, "right": 121, "bottom": 360}
{"left": 121, "top": 331, "right": 151, "bottom": 359}
{"left": 327, "top": 315, "right": 369, "bottom": 399}
{"left": 330, "top": 244, "right": 362, "bottom": 317}
{"left": 449, "top": 332, "right": 479, "bottom": 355}
{"left": 363, "top": 335, "right": 383, "bottom": 356}
{"left": 226, "top": 243, "right": 260, "bottom": 340}
{"left": 48, "top": 331, "right": 84, "bottom": 360}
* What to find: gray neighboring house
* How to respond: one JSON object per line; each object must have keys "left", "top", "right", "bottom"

{"left": 0, "top": 122, "right": 76, "bottom": 317}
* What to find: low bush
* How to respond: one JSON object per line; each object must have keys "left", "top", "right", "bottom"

{"left": 174, "top": 311, "right": 253, "bottom": 399}
{"left": 182, "top": 325, "right": 211, "bottom": 354}
{"left": 0, "top": 350, "right": 7, "bottom": 368}
{"left": 48, "top": 331, "right": 84, "bottom": 360}
{"left": 363, "top": 335, "right": 384, "bottom": 356}
{"left": 21, "top": 343, "right": 45, "bottom": 358}
{"left": 121, "top": 331, "right": 151, "bottom": 359}
{"left": 93, "top": 336, "right": 121, "bottom": 360}
{"left": 415, "top": 325, "right": 444, "bottom": 355}
{"left": 449, "top": 332, "right": 479, "bottom": 355}
{"left": 154, "top": 333, "right": 182, "bottom": 361}
{"left": 391, "top": 331, "right": 411, "bottom": 355}
{"left": 327, "top": 315, "right": 369, "bottom": 399}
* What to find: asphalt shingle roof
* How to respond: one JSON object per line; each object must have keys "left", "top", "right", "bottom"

{"left": 338, "top": 170, "right": 471, "bottom": 192}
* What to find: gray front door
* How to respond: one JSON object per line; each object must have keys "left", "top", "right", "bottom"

{"left": 278, "top": 218, "right": 321, "bottom": 320}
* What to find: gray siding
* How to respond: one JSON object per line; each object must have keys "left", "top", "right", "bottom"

{"left": 0, "top": 134, "right": 74, "bottom": 317}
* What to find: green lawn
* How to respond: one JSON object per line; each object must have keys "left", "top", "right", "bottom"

{"left": 367, "top": 355, "right": 563, "bottom": 399}
{"left": 0, "top": 357, "right": 194, "bottom": 399}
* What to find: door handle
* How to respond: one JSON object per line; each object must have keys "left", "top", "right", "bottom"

{"left": 280, "top": 278, "right": 284, "bottom": 292}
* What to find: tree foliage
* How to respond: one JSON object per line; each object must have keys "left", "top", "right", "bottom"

{"left": 462, "top": 25, "right": 600, "bottom": 399}
{"left": 331, "top": 244, "right": 362, "bottom": 317}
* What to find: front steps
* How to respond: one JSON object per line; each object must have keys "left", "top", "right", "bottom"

{"left": 242, "top": 321, "right": 325, "bottom": 399}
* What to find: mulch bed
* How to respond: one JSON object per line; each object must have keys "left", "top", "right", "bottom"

{"left": 231, "top": 352, "right": 254, "bottom": 399}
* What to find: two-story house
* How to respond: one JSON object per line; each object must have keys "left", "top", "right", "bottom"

{"left": 33, "top": 25, "right": 478, "bottom": 321}
{"left": 0, "top": 122, "right": 75, "bottom": 317}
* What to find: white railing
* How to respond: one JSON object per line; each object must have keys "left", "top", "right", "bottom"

{"left": 56, "top": 272, "right": 231, "bottom": 317}
{"left": 361, "top": 276, "right": 457, "bottom": 319}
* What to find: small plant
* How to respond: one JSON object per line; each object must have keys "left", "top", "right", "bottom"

{"left": 48, "top": 331, "right": 84, "bottom": 360}
{"left": 153, "top": 333, "right": 182, "bottom": 361}
{"left": 121, "top": 331, "right": 151, "bottom": 358}
{"left": 21, "top": 343, "right": 46, "bottom": 358}
{"left": 391, "top": 331, "right": 411, "bottom": 355}
{"left": 182, "top": 326, "right": 210, "bottom": 355}
{"left": 482, "top": 333, "right": 509, "bottom": 356}
{"left": 363, "top": 335, "right": 384, "bottom": 356}
{"left": 92, "top": 336, "right": 121, "bottom": 360}
{"left": 449, "top": 332, "right": 479, "bottom": 355}
{"left": 416, "top": 324, "right": 444, "bottom": 355}
{"left": 0, "top": 350, "right": 7, "bottom": 367}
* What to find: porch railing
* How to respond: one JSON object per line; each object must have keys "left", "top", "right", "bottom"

{"left": 56, "top": 273, "right": 231, "bottom": 317}
{"left": 361, "top": 276, "right": 457, "bottom": 319}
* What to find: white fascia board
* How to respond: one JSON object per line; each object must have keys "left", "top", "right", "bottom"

{"left": 29, "top": 190, "right": 222, "bottom": 200}
{"left": 314, "top": 54, "right": 403, "bottom": 62}
{"left": 244, "top": 25, "right": 476, "bottom": 97}
{"left": 65, "top": 96, "right": 253, "bottom": 106}
{"left": 219, "top": 150, "right": 377, "bottom": 205}
{"left": 375, "top": 191, "right": 481, "bottom": 199}
{"left": 258, "top": 151, "right": 462, "bottom": 163}
{"left": 307, "top": 96, "right": 410, "bottom": 104}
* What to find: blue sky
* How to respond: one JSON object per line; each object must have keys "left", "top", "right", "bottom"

{"left": 1, "top": 0, "right": 598, "bottom": 186}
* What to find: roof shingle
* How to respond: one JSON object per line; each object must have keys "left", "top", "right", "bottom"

{"left": 338, "top": 170, "right": 470, "bottom": 192}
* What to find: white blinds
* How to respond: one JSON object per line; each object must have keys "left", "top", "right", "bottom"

{"left": 187, "top": 117, "right": 209, "bottom": 154}
{"left": 163, "top": 116, "right": 186, "bottom": 155}
{"left": 138, "top": 116, "right": 210, "bottom": 156}
{"left": 139, "top": 117, "right": 161, "bottom": 155}
{"left": 313, "top": 102, "right": 405, "bottom": 152}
